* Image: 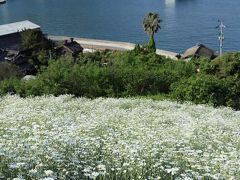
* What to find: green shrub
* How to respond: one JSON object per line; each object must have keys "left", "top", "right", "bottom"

{"left": 2, "top": 50, "right": 240, "bottom": 110}
{"left": 0, "top": 50, "right": 196, "bottom": 97}
{"left": 205, "top": 52, "right": 240, "bottom": 77}
{"left": 21, "top": 29, "right": 52, "bottom": 50}
{"left": 0, "top": 77, "right": 22, "bottom": 95}
{"left": 171, "top": 75, "right": 229, "bottom": 107}
{"left": 0, "top": 62, "right": 22, "bottom": 81}
{"left": 225, "top": 76, "right": 240, "bottom": 110}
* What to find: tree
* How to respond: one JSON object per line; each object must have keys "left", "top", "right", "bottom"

{"left": 20, "top": 29, "right": 54, "bottom": 72}
{"left": 21, "top": 29, "right": 52, "bottom": 50}
{"left": 143, "top": 12, "right": 162, "bottom": 52}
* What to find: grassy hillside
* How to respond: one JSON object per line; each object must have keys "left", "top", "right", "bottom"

{"left": 0, "top": 95, "right": 239, "bottom": 179}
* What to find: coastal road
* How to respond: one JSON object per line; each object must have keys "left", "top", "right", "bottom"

{"left": 49, "top": 36, "right": 179, "bottom": 60}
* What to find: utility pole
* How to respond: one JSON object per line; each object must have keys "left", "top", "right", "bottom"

{"left": 217, "top": 20, "right": 226, "bottom": 56}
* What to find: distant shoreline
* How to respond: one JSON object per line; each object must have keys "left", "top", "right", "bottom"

{"left": 48, "top": 35, "right": 179, "bottom": 60}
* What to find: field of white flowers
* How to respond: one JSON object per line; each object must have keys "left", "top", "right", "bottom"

{"left": 0, "top": 95, "right": 239, "bottom": 180}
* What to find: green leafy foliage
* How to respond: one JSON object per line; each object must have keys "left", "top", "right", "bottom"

{"left": 143, "top": 12, "right": 162, "bottom": 51}
{"left": 171, "top": 75, "right": 229, "bottom": 107}
{"left": 170, "top": 52, "right": 240, "bottom": 109}
{"left": 147, "top": 36, "right": 156, "bottom": 52}
{"left": 0, "top": 62, "right": 22, "bottom": 81}
{"left": 209, "top": 52, "right": 240, "bottom": 77}
{"left": 225, "top": 76, "right": 240, "bottom": 109}
{"left": 0, "top": 77, "right": 22, "bottom": 95}
{"left": 21, "top": 29, "right": 52, "bottom": 50}
{"left": 20, "top": 29, "right": 54, "bottom": 71}
{"left": 0, "top": 51, "right": 194, "bottom": 98}
{"left": 1, "top": 51, "right": 240, "bottom": 110}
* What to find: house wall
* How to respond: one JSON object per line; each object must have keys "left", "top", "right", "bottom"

{"left": 0, "top": 33, "right": 22, "bottom": 51}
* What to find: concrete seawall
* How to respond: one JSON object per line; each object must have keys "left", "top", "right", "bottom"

{"left": 49, "top": 35, "right": 179, "bottom": 60}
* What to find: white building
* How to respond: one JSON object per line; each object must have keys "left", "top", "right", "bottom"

{"left": 0, "top": 20, "right": 40, "bottom": 50}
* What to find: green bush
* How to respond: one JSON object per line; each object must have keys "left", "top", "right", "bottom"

{"left": 0, "top": 62, "right": 22, "bottom": 81}
{"left": 1, "top": 50, "right": 240, "bottom": 110}
{"left": 0, "top": 51, "right": 194, "bottom": 97}
{"left": 21, "top": 29, "right": 52, "bottom": 50}
{"left": 225, "top": 76, "right": 240, "bottom": 110}
{"left": 202, "top": 52, "right": 240, "bottom": 77}
{"left": 0, "top": 77, "right": 22, "bottom": 95}
{"left": 171, "top": 75, "right": 229, "bottom": 107}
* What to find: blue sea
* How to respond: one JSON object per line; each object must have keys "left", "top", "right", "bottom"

{"left": 0, "top": 0, "right": 240, "bottom": 53}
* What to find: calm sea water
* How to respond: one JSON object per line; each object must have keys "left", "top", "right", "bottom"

{"left": 0, "top": 0, "right": 240, "bottom": 53}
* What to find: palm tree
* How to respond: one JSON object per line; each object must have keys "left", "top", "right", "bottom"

{"left": 143, "top": 12, "right": 162, "bottom": 51}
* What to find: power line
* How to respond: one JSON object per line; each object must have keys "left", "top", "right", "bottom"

{"left": 216, "top": 20, "right": 226, "bottom": 56}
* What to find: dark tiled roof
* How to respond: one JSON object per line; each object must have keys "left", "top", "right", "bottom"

{"left": 182, "top": 44, "right": 215, "bottom": 59}
{"left": 63, "top": 41, "right": 83, "bottom": 54}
